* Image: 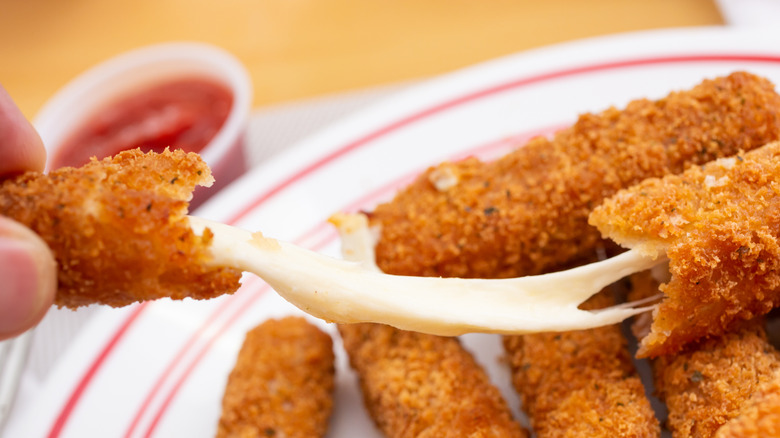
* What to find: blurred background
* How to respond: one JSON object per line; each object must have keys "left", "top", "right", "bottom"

{"left": 1, "top": 0, "right": 723, "bottom": 119}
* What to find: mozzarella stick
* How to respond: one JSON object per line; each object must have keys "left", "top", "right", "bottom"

{"left": 591, "top": 141, "right": 780, "bottom": 357}
{"left": 504, "top": 289, "right": 659, "bottom": 438}
{"left": 629, "top": 271, "right": 780, "bottom": 438}
{"left": 370, "top": 71, "right": 780, "bottom": 279}
{"left": 346, "top": 72, "right": 779, "bottom": 436}
{"left": 216, "top": 317, "right": 335, "bottom": 438}
{"left": 715, "top": 369, "right": 780, "bottom": 438}
{"left": 654, "top": 321, "right": 780, "bottom": 438}
{"left": 338, "top": 323, "right": 528, "bottom": 438}
{"left": 0, "top": 148, "right": 241, "bottom": 308}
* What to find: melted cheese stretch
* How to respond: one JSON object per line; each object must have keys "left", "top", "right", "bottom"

{"left": 189, "top": 215, "right": 661, "bottom": 335}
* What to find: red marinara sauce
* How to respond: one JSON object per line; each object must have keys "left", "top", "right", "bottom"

{"left": 52, "top": 77, "right": 233, "bottom": 168}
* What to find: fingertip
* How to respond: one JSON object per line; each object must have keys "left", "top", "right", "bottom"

{"left": 0, "top": 217, "right": 56, "bottom": 340}
{"left": 0, "top": 85, "right": 47, "bottom": 176}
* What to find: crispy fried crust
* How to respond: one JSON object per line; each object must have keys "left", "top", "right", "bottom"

{"left": 630, "top": 271, "right": 780, "bottom": 438}
{"left": 338, "top": 323, "right": 528, "bottom": 438}
{"left": 371, "top": 72, "right": 780, "bottom": 279}
{"left": 0, "top": 148, "right": 242, "bottom": 308}
{"left": 654, "top": 322, "right": 780, "bottom": 438}
{"left": 332, "top": 72, "right": 780, "bottom": 435}
{"left": 591, "top": 142, "right": 780, "bottom": 357}
{"left": 715, "top": 369, "right": 780, "bottom": 438}
{"left": 216, "top": 317, "right": 335, "bottom": 438}
{"left": 503, "top": 290, "right": 659, "bottom": 438}
{"left": 355, "top": 73, "right": 780, "bottom": 436}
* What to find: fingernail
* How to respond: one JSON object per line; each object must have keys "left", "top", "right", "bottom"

{"left": 0, "top": 239, "right": 48, "bottom": 337}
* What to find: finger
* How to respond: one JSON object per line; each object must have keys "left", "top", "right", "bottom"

{"left": 0, "top": 216, "right": 56, "bottom": 340}
{"left": 0, "top": 85, "right": 46, "bottom": 177}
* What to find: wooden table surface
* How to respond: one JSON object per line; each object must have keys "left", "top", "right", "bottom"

{"left": 0, "top": 0, "right": 723, "bottom": 119}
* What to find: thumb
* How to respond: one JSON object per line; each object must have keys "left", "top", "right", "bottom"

{"left": 0, "top": 216, "right": 56, "bottom": 340}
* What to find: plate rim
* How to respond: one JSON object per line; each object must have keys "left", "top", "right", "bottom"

{"left": 21, "top": 25, "right": 780, "bottom": 437}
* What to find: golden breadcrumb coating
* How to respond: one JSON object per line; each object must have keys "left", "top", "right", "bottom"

{"left": 352, "top": 74, "right": 780, "bottom": 436}
{"left": 715, "top": 369, "right": 780, "bottom": 438}
{"left": 503, "top": 290, "right": 659, "bottom": 438}
{"left": 371, "top": 72, "right": 780, "bottom": 280}
{"left": 591, "top": 141, "right": 780, "bottom": 357}
{"left": 630, "top": 271, "right": 780, "bottom": 438}
{"left": 216, "top": 317, "right": 335, "bottom": 438}
{"left": 0, "top": 148, "right": 241, "bottom": 308}
{"left": 654, "top": 322, "right": 780, "bottom": 438}
{"left": 338, "top": 323, "right": 528, "bottom": 438}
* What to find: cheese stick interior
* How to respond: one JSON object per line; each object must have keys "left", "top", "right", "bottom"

{"left": 190, "top": 213, "right": 657, "bottom": 335}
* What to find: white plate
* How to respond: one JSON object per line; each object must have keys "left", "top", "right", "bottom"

{"left": 10, "top": 26, "right": 780, "bottom": 437}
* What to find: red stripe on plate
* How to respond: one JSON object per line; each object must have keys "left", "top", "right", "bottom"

{"left": 141, "top": 284, "right": 271, "bottom": 437}
{"left": 222, "top": 54, "right": 780, "bottom": 225}
{"left": 47, "top": 303, "right": 148, "bottom": 438}
{"left": 121, "top": 278, "right": 262, "bottom": 438}
{"left": 48, "top": 53, "right": 780, "bottom": 437}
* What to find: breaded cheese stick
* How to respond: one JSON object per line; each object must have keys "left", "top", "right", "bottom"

{"left": 591, "top": 141, "right": 780, "bottom": 357}
{"left": 654, "top": 321, "right": 780, "bottom": 438}
{"left": 370, "top": 72, "right": 780, "bottom": 279}
{"left": 0, "top": 148, "right": 241, "bottom": 308}
{"left": 345, "top": 73, "right": 779, "bottom": 437}
{"left": 217, "top": 316, "right": 335, "bottom": 438}
{"left": 630, "top": 271, "right": 780, "bottom": 438}
{"left": 504, "top": 289, "right": 659, "bottom": 438}
{"left": 338, "top": 323, "right": 528, "bottom": 438}
{"left": 715, "top": 369, "right": 780, "bottom": 438}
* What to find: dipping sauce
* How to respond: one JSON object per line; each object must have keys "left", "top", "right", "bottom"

{"left": 52, "top": 77, "right": 233, "bottom": 168}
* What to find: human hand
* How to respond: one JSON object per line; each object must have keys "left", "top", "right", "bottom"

{"left": 0, "top": 85, "right": 56, "bottom": 340}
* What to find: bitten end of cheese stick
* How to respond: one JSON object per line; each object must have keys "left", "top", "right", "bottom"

{"left": 0, "top": 148, "right": 242, "bottom": 308}
{"left": 592, "top": 142, "right": 780, "bottom": 357}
